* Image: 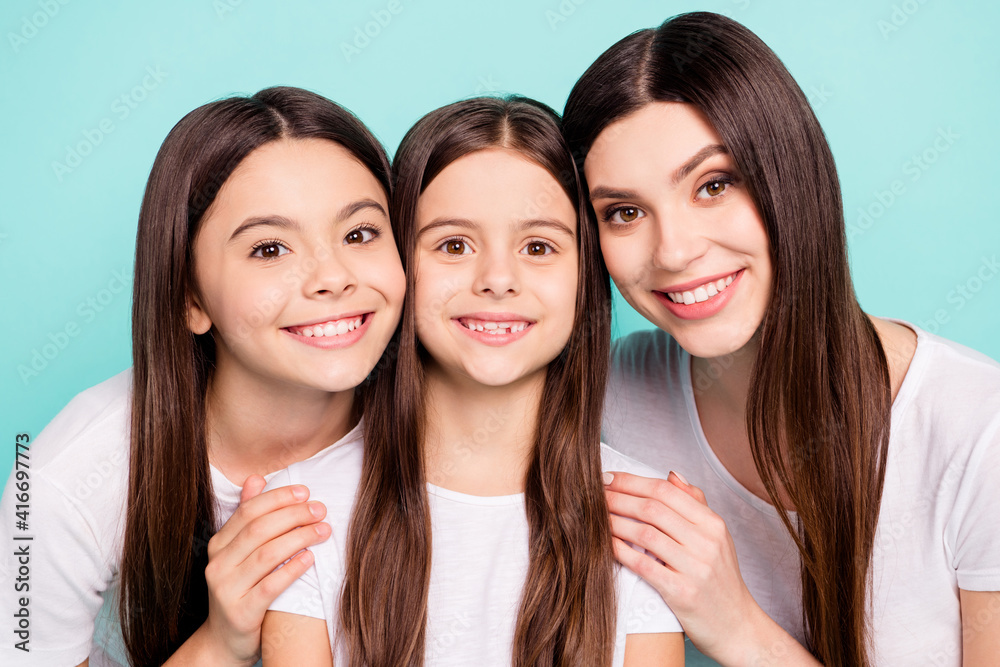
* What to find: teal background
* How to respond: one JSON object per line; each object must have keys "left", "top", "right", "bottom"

{"left": 4, "top": 0, "right": 999, "bottom": 480}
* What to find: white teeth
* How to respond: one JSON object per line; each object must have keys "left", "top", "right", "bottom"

{"left": 461, "top": 319, "right": 530, "bottom": 334}
{"left": 666, "top": 272, "right": 739, "bottom": 305}
{"left": 293, "top": 316, "right": 363, "bottom": 338}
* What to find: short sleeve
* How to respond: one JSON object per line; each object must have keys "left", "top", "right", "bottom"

{"left": 949, "top": 418, "right": 1000, "bottom": 591}
{"left": 0, "top": 470, "right": 113, "bottom": 666}
{"left": 268, "top": 561, "right": 326, "bottom": 620}
{"left": 622, "top": 573, "right": 684, "bottom": 635}
{"left": 264, "top": 467, "right": 326, "bottom": 620}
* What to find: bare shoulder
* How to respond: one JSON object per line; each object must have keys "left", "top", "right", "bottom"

{"left": 868, "top": 315, "right": 918, "bottom": 402}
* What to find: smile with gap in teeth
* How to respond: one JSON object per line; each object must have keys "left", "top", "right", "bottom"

{"left": 457, "top": 317, "right": 531, "bottom": 334}
{"left": 664, "top": 271, "right": 740, "bottom": 305}
{"left": 285, "top": 314, "right": 365, "bottom": 338}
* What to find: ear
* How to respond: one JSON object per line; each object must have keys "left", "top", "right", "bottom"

{"left": 186, "top": 292, "right": 213, "bottom": 335}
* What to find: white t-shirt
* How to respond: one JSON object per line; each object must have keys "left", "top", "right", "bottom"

{"left": 267, "top": 439, "right": 683, "bottom": 666}
{"left": 602, "top": 323, "right": 1000, "bottom": 666}
{"left": 0, "top": 370, "right": 323, "bottom": 667}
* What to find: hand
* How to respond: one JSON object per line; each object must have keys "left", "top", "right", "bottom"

{"left": 198, "top": 475, "right": 332, "bottom": 666}
{"left": 604, "top": 470, "right": 762, "bottom": 664}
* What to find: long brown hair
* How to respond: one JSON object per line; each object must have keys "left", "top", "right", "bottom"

{"left": 120, "top": 86, "right": 392, "bottom": 666}
{"left": 563, "top": 12, "right": 892, "bottom": 666}
{"left": 340, "top": 96, "right": 617, "bottom": 666}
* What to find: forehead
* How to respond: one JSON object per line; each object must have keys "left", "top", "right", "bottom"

{"left": 417, "top": 148, "right": 576, "bottom": 229}
{"left": 211, "top": 138, "right": 386, "bottom": 217}
{"left": 584, "top": 102, "right": 726, "bottom": 184}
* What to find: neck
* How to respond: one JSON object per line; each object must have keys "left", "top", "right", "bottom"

{"left": 205, "top": 360, "right": 356, "bottom": 485}
{"left": 690, "top": 334, "right": 759, "bottom": 415}
{"left": 422, "top": 363, "right": 543, "bottom": 495}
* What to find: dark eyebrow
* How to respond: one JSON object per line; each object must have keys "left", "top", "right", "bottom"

{"left": 418, "top": 217, "right": 576, "bottom": 239}
{"left": 337, "top": 198, "right": 387, "bottom": 222}
{"left": 516, "top": 218, "right": 575, "bottom": 238}
{"left": 417, "top": 218, "right": 477, "bottom": 238}
{"left": 588, "top": 143, "right": 729, "bottom": 202}
{"left": 228, "top": 215, "right": 299, "bottom": 243}
{"left": 671, "top": 144, "right": 728, "bottom": 186}
{"left": 227, "top": 199, "right": 386, "bottom": 243}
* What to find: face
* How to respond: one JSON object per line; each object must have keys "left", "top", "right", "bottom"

{"left": 584, "top": 102, "right": 772, "bottom": 359}
{"left": 188, "top": 138, "right": 405, "bottom": 396}
{"left": 414, "top": 148, "right": 578, "bottom": 390}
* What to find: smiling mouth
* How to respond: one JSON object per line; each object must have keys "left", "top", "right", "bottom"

{"left": 285, "top": 314, "right": 367, "bottom": 338}
{"left": 661, "top": 271, "right": 741, "bottom": 305}
{"left": 456, "top": 317, "right": 532, "bottom": 334}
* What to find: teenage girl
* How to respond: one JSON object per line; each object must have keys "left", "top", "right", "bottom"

{"left": 260, "top": 96, "right": 685, "bottom": 666}
{"left": 562, "top": 12, "right": 1000, "bottom": 666}
{"left": 0, "top": 87, "right": 405, "bottom": 666}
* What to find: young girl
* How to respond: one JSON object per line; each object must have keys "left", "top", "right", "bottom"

{"left": 562, "top": 12, "right": 1000, "bottom": 666}
{"left": 261, "top": 97, "right": 684, "bottom": 666}
{"left": 0, "top": 87, "right": 405, "bottom": 666}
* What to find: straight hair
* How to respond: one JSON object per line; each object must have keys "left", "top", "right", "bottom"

{"left": 340, "top": 96, "right": 617, "bottom": 666}
{"left": 120, "top": 86, "right": 391, "bottom": 666}
{"left": 563, "top": 12, "right": 892, "bottom": 666}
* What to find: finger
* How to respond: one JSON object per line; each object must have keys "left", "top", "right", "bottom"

{"left": 604, "top": 470, "right": 710, "bottom": 522}
{"left": 224, "top": 501, "right": 328, "bottom": 568}
{"left": 240, "top": 474, "right": 268, "bottom": 505}
{"left": 611, "top": 536, "right": 676, "bottom": 598}
{"left": 605, "top": 488, "right": 700, "bottom": 546}
{"left": 245, "top": 548, "right": 317, "bottom": 615}
{"left": 609, "top": 514, "right": 694, "bottom": 574}
{"left": 668, "top": 471, "right": 707, "bottom": 505}
{"left": 211, "top": 485, "right": 311, "bottom": 553}
{"left": 231, "top": 521, "right": 332, "bottom": 604}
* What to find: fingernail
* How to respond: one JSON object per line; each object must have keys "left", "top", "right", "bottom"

{"left": 314, "top": 522, "right": 331, "bottom": 537}
{"left": 602, "top": 472, "right": 614, "bottom": 485}
{"left": 308, "top": 501, "right": 324, "bottom": 517}
{"left": 670, "top": 470, "right": 689, "bottom": 486}
{"left": 292, "top": 485, "right": 308, "bottom": 501}
{"left": 298, "top": 550, "right": 314, "bottom": 565}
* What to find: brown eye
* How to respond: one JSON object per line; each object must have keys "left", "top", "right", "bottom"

{"left": 607, "top": 206, "right": 644, "bottom": 224}
{"left": 696, "top": 179, "right": 732, "bottom": 200}
{"left": 619, "top": 207, "right": 639, "bottom": 222}
{"left": 251, "top": 242, "right": 289, "bottom": 259}
{"left": 445, "top": 240, "right": 467, "bottom": 255}
{"left": 524, "top": 242, "right": 549, "bottom": 256}
{"left": 345, "top": 227, "right": 376, "bottom": 244}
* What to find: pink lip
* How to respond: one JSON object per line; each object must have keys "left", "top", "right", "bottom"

{"left": 452, "top": 312, "right": 535, "bottom": 347}
{"left": 281, "top": 313, "right": 373, "bottom": 349}
{"left": 653, "top": 269, "right": 745, "bottom": 321}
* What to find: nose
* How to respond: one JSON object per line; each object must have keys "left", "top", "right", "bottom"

{"left": 651, "top": 208, "right": 709, "bottom": 273}
{"left": 301, "top": 246, "right": 357, "bottom": 298}
{"left": 472, "top": 246, "right": 519, "bottom": 297}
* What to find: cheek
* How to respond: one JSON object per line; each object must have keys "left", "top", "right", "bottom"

{"left": 371, "top": 250, "right": 407, "bottom": 308}
{"left": 599, "top": 232, "right": 644, "bottom": 288}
